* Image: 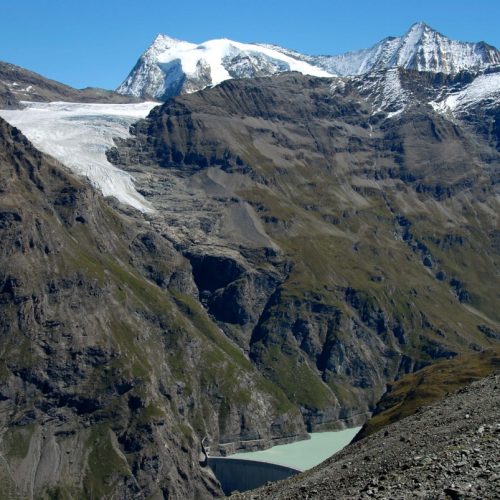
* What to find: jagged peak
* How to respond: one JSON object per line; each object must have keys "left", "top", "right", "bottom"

{"left": 145, "top": 33, "right": 192, "bottom": 56}
{"left": 400, "top": 21, "right": 443, "bottom": 46}
{"left": 406, "top": 21, "right": 434, "bottom": 34}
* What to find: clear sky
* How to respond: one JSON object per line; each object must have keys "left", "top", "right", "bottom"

{"left": 1, "top": 0, "right": 499, "bottom": 90}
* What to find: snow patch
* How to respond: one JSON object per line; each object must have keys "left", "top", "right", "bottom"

{"left": 430, "top": 72, "right": 500, "bottom": 113}
{"left": 355, "top": 69, "right": 410, "bottom": 116}
{"left": 0, "top": 101, "right": 159, "bottom": 212}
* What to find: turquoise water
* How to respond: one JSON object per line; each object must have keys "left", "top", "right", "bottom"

{"left": 231, "top": 427, "right": 361, "bottom": 470}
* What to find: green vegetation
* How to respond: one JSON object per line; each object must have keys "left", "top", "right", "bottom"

{"left": 172, "top": 291, "right": 252, "bottom": 370}
{"left": 255, "top": 377, "right": 295, "bottom": 415}
{"left": 259, "top": 345, "right": 332, "bottom": 410}
{"left": 83, "top": 425, "right": 131, "bottom": 499}
{"left": 2, "top": 423, "right": 36, "bottom": 460}
{"left": 107, "top": 319, "right": 151, "bottom": 380}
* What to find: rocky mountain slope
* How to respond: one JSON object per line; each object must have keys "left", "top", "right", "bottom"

{"left": 236, "top": 372, "right": 500, "bottom": 499}
{"left": 0, "top": 117, "right": 311, "bottom": 498}
{"left": 117, "top": 22, "right": 500, "bottom": 100}
{"left": 108, "top": 68, "right": 500, "bottom": 432}
{"left": 0, "top": 48, "right": 499, "bottom": 497}
{"left": 0, "top": 61, "right": 140, "bottom": 108}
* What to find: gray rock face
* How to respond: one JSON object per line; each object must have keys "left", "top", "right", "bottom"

{"left": 109, "top": 70, "right": 500, "bottom": 432}
{"left": 235, "top": 373, "right": 500, "bottom": 499}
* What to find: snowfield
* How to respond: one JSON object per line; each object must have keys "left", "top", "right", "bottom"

{"left": 148, "top": 36, "right": 333, "bottom": 85}
{"left": 0, "top": 101, "right": 158, "bottom": 211}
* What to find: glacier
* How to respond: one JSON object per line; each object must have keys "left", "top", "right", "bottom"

{"left": 0, "top": 101, "right": 159, "bottom": 212}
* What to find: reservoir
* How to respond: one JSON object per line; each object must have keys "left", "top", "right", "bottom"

{"left": 231, "top": 426, "right": 362, "bottom": 470}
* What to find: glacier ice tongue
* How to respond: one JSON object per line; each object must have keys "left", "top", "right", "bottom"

{"left": 0, "top": 101, "right": 159, "bottom": 212}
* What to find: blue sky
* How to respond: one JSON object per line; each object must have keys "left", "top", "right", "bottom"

{"left": 1, "top": 0, "right": 499, "bottom": 90}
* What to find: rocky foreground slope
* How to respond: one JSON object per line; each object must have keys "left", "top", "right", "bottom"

{"left": 355, "top": 348, "right": 500, "bottom": 440}
{"left": 236, "top": 372, "right": 500, "bottom": 499}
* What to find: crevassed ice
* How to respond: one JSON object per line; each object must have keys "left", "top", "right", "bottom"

{"left": 0, "top": 101, "right": 158, "bottom": 212}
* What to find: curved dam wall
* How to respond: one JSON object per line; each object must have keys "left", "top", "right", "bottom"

{"left": 208, "top": 457, "right": 301, "bottom": 495}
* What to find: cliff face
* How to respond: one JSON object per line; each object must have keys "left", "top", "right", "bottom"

{"left": 109, "top": 70, "right": 500, "bottom": 430}
{"left": 0, "top": 118, "right": 306, "bottom": 499}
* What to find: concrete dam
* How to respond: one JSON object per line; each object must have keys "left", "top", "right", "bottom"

{"left": 208, "top": 457, "right": 301, "bottom": 495}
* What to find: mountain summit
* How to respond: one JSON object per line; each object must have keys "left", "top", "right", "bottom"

{"left": 117, "top": 22, "right": 500, "bottom": 100}
{"left": 367, "top": 21, "right": 500, "bottom": 74}
{"left": 116, "top": 35, "right": 332, "bottom": 100}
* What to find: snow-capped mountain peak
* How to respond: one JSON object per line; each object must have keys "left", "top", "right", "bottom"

{"left": 117, "top": 35, "right": 333, "bottom": 100}
{"left": 147, "top": 34, "right": 193, "bottom": 54}
{"left": 316, "top": 22, "right": 500, "bottom": 76}
{"left": 386, "top": 22, "right": 500, "bottom": 73}
{"left": 117, "top": 23, "right": 500, "bottom": 101}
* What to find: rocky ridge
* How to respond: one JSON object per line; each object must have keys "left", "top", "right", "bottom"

{"left": 0, "top": 61, "right": 141, "bottom": 108}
